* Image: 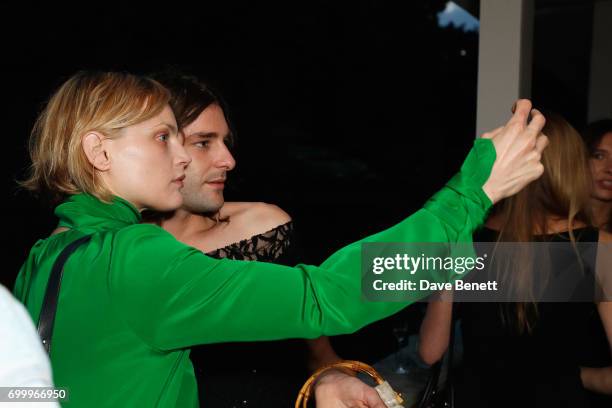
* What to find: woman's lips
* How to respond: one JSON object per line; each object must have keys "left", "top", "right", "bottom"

{"left": 597, "top": 180, "right": 612, "bottom": 191}
{"left": 173, "top": 175, "right": 185, "bottom": 188}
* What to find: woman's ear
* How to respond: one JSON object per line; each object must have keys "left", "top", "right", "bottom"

{"left": 82, "top": 132, "right": 111, "bottom": 171}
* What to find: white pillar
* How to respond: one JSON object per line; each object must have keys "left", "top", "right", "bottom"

{"left": 588, "top": 0, "right": 612, "bottom": 122}
{"left": 476, "top": 0, "right": 534, "bottom": 137}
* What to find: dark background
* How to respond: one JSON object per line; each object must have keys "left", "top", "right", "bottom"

{"left": 2, "top": 1, "right": 597, "bottom": 360}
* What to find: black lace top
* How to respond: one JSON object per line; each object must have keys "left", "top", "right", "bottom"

{"left": 191, "top": 220, "right": 309, "bottom": 408}
{"left": 205, "top": 221, "right": 294, "bottom": 262}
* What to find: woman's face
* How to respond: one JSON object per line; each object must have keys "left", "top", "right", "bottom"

{"left": 590, "top": 132, "right": 612, "bottom": 202}
{"left": 103, "top": 105, "right": 191, "bottom": 211}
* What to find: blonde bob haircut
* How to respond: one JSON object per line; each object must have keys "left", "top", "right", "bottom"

{"left": 21, "top": 71, "right": 171, "bottom": 203}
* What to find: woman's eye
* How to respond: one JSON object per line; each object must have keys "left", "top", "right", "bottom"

{"left": 157, "top": 133, "right": 169, "bottom": 142}
{"left": 592, "top": 152, "right": 605, "bottom": 160}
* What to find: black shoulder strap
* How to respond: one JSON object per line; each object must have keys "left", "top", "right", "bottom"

{"left": 37, "top": 235, "right": 92, "bottom": 355}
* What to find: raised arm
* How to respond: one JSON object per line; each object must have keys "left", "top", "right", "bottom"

{"left": 114, "top": 100, "right": 547, "bottom": 351}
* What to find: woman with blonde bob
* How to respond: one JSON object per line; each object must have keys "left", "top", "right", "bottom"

{"left": 419, "top": 113, "right": 612, "bottom": 407}
{"left": 15, "top": 71, "right": 547, "bottom": 408}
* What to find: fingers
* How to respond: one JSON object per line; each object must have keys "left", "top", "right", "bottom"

{"left": 507, "top": 99, "right": 532, "bottom": 127}
{"left": 535, "top": 133, "right": 549, "bottom": 154}
{"left": 526, "top": 108, "right": 546, "bottom": 136}
{"left": 481, "top": 126, "right": 503, "bottom": 139}
{"left": 363, "top": 388, "right": 387, "bottom": 408}
{"left": 523, "top": 161, "right": 546, "bottom": 187}
{"left": 535, "top": 162, "right": 545, "bottom": 179}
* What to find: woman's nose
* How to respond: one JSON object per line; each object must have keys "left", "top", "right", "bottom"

{"left": 175, "top": 143, "right": 192, "bottom": 168}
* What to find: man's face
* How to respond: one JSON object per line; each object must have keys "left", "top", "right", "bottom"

{"left": 180, "top": 103, "right": 236, "bottom": 214}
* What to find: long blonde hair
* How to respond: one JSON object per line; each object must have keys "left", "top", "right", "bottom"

{"left": 493, "top": 112, "right": 593, "bottom": 333}
{"left": 21, "top": 71, "right": 170, "bottom": 203}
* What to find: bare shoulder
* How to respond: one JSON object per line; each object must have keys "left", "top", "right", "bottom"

{"left": 599, "top": 229, "right": 612, "bottom": 243}
{"left": 222, "top": 202, "right": 292, "bottom": 237}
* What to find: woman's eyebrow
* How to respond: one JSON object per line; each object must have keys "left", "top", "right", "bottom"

{"left": 151, "top": 122, "right": 178, "bottom": 134}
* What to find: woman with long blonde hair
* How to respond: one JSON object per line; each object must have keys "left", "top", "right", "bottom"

{"left": 419, "top": 113, "right": 612, "bottom": 407}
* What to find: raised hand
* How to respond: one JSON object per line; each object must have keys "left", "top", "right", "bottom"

{"left": 481, "top": 99, "right": 549, "bottom": 204}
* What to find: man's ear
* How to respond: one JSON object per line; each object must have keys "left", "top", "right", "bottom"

{"left": 82, "top": 132, "right": 111, "bottom": 171}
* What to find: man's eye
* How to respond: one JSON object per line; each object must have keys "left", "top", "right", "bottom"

{"left": 195, "top": 141, "right": 210, "bottom": 148}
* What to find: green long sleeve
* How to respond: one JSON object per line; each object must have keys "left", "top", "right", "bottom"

{"left": 114, "top": 136, "right": 492, "bottom": 348}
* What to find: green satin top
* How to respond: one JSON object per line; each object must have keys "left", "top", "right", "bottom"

{"left": 14, "top": 139, "right": 495, "bottom": 407}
